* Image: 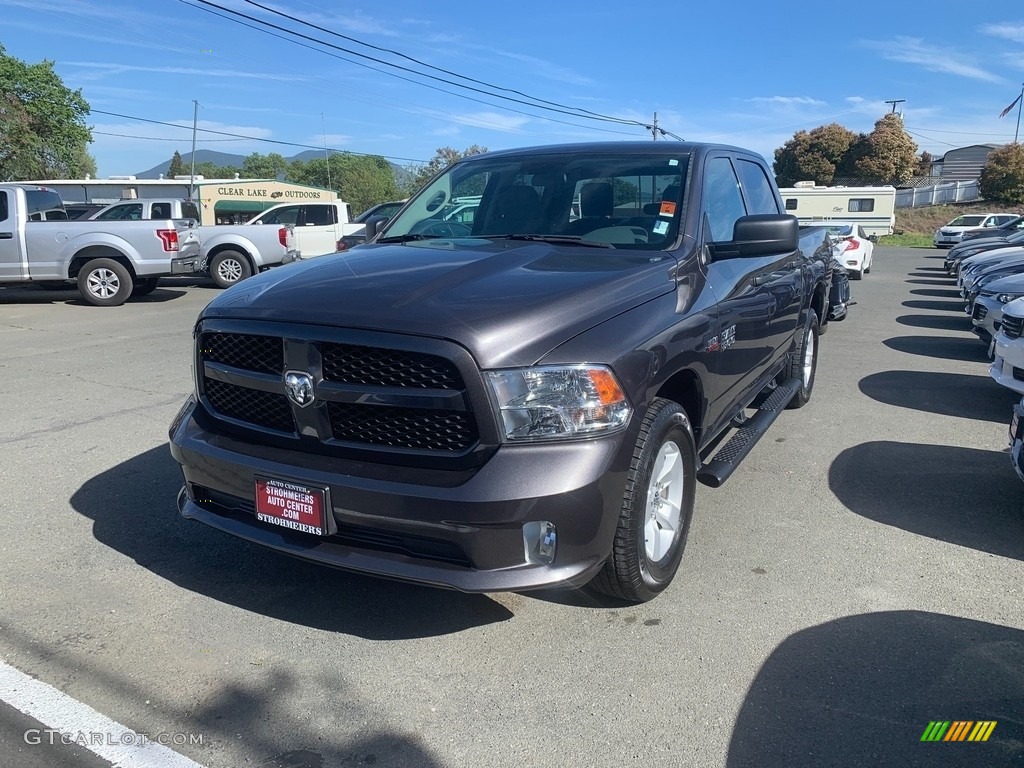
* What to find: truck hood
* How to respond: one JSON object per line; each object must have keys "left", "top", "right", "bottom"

{"left": 201, "top": 238, "right": 678, "bottom": 368}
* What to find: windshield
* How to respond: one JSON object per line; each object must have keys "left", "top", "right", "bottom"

{"left": 949, "top": 215, "right": 985, "bottom": 226}
{"left": 824, "top": 225, "right": 854, "bottom": 236}
{"left": 383, "top": 151, "right": 689, "bottom": 250}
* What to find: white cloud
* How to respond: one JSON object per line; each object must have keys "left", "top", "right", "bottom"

{"left": 861, "top": 37, "right": 1005, "bottom": 83}
{"left": 980, "top": 22, "right": 1024, "bottom": 44}
{"left": 64, "top": 61, "right": 303, "bottom": 82}
{"left": 747, "top": 96, "right": 826, "bottom": 106}
{"left": 448, "top": 112, "right": 530, "bottom": 132}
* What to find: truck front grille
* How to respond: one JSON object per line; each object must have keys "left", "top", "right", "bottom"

{"left": 326, "top": 403, "right": 477, "bottom": 451}
{"left": 1003, "top": 315, "right": 1024, "bottom": 340}
{"left": 197, "top": 327, "right": 484, "bottom": 464}
{"left": 321, "top": 343, "right": 462, "bottom": 389}
{"left": 204, "top": 378, "right": 296, "bottom": 433}
{"left": 201, "top": 332, "right": 283, "bottom": 375}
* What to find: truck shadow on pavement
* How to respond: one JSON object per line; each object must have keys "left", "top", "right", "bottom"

{"left": 901, "top": 299, "right": 965, "bottom": 312}
{"left": 727, "top": 611, "right": 1024, "bottom": 768}
{"left": 908, "top": 287, "right": 965, "bottom": 299}
{"left": 0, "top": 285, "right": 187, "bottom": 305}
{"left": 882, "top": 335, "right": 992, "bottom": 363}
{"left": 858, "top": 370, "right": 1017, "bottom": 423}
{"left": 69, "top": 446, "right": 514, "bottom": 639}
{"left": 828, "top": 441, "right": 1024, "bottom": 560}
{"left": 895, "top": 313, "right": 976, "bottom": 331}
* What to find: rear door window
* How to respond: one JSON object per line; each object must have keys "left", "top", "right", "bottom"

{"left": 300, "top": 205, "right": 337, "bottom": 226}
{"left": 182, "top": 201, "right": 200, "bottom": 220}
{"left": 0, "top": 191, "right": 8, "bottom": 223}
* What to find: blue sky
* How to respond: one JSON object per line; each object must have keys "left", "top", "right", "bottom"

{"left": 3, "top": 0, "right": 1024, "bottom": 178}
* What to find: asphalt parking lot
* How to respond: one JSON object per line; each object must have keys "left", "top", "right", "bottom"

{"left": 1, "top": 252, "right": 1022, "bottom": 768}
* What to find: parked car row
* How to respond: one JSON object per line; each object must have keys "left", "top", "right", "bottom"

{"left": 937, "top": 236, "right": 1024, "bottom": 483}
{"left": 933, "top": 212, "right": 1022, "bottom": 248}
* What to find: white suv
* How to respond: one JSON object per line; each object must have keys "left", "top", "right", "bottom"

{"left": 934, "top": 213, "right": 1019, "bottom": 248}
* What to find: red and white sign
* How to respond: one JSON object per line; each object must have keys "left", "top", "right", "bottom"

{"left": 255, "top": 477, "right": 326, "bottom": 535}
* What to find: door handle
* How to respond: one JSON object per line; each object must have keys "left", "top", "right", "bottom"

{"left": 0, "top": 232, "right": 13, "bottom": 240}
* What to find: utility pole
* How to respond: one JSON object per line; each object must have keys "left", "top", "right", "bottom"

{"left": 1015, "top": 83, "right": 1023, "bottom": 144}
{"left": 321, "top": 112, "right": 332, "bottom": 191}
{"left": 189, "top": 100, "right": 199, "bottom": 199}
{"left": 884, "top": 99, "right": 906, "bottom": 116}
{"left": 651, "top": 112, "right": 659, "bottom": 141}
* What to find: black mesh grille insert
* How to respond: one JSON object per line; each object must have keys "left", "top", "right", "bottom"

{"left": 321, "top": 343, "right": 463, "bottom": 389}
{"left": 201, "top": 332, "right": 284, "bottom": 375}
{"left": 327, "top": 402, "right": 477, "bottom": 451}
{"left": 205, "top": 378, "right": 295, "bottom": 433}
{"left": 973, "top": 304, "right": 988, "bottom": 321}
{"left": 1003, "top": 315, "right": 1024, "bottom": 340}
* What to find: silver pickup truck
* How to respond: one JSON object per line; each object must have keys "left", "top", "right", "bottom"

{"left": 0, "top": 185, "right": 201, "bottom": 307}
{"left": 90, "top": 198, "right": 299, "bottom": 289}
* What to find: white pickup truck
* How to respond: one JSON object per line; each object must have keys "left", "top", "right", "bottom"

{"left": 0, "top": 185, "right": 200, "bottom": 307}
{"left": 246, "top": 200, "right": 363, "bottom": 258}
{"left": 90, "top": 198, "right": 298, "bottom": 289}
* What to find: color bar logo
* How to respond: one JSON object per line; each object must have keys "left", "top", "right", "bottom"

{"left": 920, "top": 721, "right": 997, "bottom": 742}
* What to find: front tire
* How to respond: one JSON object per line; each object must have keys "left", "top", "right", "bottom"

{"left": 209, "top": 250, "right": 253, "bottom": 289}
{"left": 785, "top": 311, "right": 819, "bottom": 409}
{"left": 588, "top": 398, "right": 696, "bottom": 603}
{"left": 77, "top": 258, "right": 133, "bottom": 307}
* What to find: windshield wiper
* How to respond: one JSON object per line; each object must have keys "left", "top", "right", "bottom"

{"left": 376, "top": 234, "right": 444, "bottom": 243}
{"left": 487, "top": 234, "right": 615, "bottom": 249}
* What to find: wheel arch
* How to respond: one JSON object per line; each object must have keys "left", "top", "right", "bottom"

{"left": 68, "top": 247, "right": 137, "bottom": 279}
{"left": 653, "top": 368, "right": 704, "bottom": 444}
{"left": 206, "top": 244, "right": 255, "bottom": 272}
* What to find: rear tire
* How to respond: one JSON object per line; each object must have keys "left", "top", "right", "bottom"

{"left": 588, "top": 398, "right": 696, "bottom": 603}
{"left": 209, "top": 250, "right": 253, "bottom": 289}
{"left": 785, "top": 311, "right": 819, "bottom": 409}
{"left": 77, "top": 258, "right": 133, "bottom": 307}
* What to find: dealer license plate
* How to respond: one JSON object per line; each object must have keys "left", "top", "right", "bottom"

{"left": 255, "top": 477, "right": 328, "bottom": 535}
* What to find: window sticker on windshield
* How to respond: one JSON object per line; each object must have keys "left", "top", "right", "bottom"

{"left": 653, "top": 220, "right": 669, "bottom": 235}
{"left": 669, "top": 159, "right": 679, "bottom": 166}
{"left": 660, "top": 201, "right": 677, "bottom": 217}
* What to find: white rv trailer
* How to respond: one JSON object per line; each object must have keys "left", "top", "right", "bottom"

{"left": 778, "top": 183, "right": 896, "bottom": 237}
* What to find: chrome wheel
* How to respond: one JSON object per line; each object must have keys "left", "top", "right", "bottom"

{"left": 644, "top": 440, "right": 684, "bottom": 562}
{"left": 216, "top": 258, "right": 244, "bottom": 284}
{"left": 86, "top": 268, "right": 120, "bottom": 300}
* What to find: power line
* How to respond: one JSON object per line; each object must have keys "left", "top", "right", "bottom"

{"left": 240, "top": 0, "right": 647, "bottom": 128}
{"left": 184, "top": 0, "right": 653, "bottom": 131}
{"left": 178, "top": 0, "right": 641, "bottom": 138}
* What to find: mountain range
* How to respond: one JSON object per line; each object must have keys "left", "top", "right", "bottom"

{"left": 135, "top": 150, "right": 406, "bottom": 180}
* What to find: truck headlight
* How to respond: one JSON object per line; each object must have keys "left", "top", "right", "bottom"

{"left": 486, "top": 365, "right": 631, "bottom": 441}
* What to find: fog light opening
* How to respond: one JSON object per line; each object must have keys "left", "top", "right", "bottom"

{"left": 523, "top": 521, "right": 557, "bottom": 565}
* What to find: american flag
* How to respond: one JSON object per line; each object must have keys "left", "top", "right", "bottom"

{"left": 999, "top": 93, "right": 1022, "bottom": 119}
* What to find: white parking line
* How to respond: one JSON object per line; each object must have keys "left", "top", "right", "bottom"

{"left": 0, "top": 660, "right": 205, "bottom": 768}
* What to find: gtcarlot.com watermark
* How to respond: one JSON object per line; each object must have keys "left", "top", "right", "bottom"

{"left": 24, "top": 728, "right": 204, "bottom": 747}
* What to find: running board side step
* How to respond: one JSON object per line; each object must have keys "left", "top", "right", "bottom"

{"left": 696, "top": 378, "right": 801, "bottom": 488}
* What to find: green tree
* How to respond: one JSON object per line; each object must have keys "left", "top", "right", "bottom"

{"left": 0, "top": 44, "right": 91, "bottom": 179}
{"left": 916, "top": 150, "right": 935, "bottom": 177}
{"left": 242, "top": 151, "right": 289, "bottom": 179}
{"left": 291, "top": 153, "right": 400, "bottom": 215}
{"left": 851, "top": 114, "right": 918, "bottom": 185}
{"left": 167, "top": 151, "right": 185, "bottom": 178}
{"left": 980, "top": 143, "right": 1024, "bottom": 205}
{"left": 773, "top": 124, "right": 858, "bottom": 186}
{"left": 406, "top": 145, "right": 488, "bottom": 194}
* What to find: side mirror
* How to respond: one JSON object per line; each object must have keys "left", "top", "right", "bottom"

{"left": 707, "top": 214, "right": 799, "bottom": 259}
{"left": 365, "top": 215, "right": 391, "bottom": 240}
{"left": 868, "top": 234, "right": 878, "bottom": 243}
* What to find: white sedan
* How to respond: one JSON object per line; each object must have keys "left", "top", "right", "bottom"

{"left": 824, "top": 222, "right": 875, "bottom": 280}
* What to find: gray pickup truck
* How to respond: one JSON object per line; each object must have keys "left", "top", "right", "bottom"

{"left": 89, "top": 198, "right": 299, "bottom": 289}
{"left": 0, "top": 185, "right": 200, "bottom": 306}
{"left": 170, "top": 141, "right": 831, "bottom": 603}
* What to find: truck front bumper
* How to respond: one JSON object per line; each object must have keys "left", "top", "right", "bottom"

{"left": 168, "top": 396, "right": 630, "bottom": 593}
